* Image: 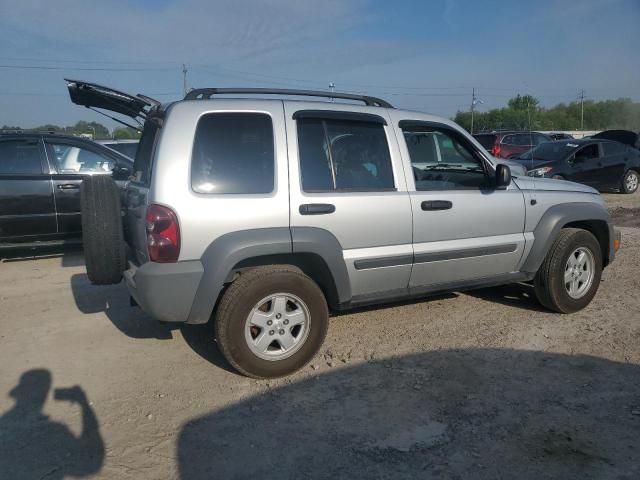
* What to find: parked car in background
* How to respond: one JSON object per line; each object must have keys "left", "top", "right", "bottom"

{"left": 512, "top": 138, "right": 640, "bottom": 193}
{"left": 592, "top": 130, "right": 639, "bottom": 150}
{"left": 549, "top": 133, "right": 575, "bottom": 140}
{"left": 473, "top": 130, "right": 551, "bottom": 159}
{"left": 98, "top": 139, "right": 139, "bottom": 159}
{"left": 0, "top": 132, "right": 132, "bottom": 247}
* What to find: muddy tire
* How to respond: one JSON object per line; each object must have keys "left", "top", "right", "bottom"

{"left": 215, "top": 265, "right": 329, "bottom": 379}
{"left": 621, "top": 170, "right": 639, "bottom": 194}
{"left": 534, "top": 228, "right": 602, "bottom": 313}
{"left": 80, "top": 175, "right": 126, "bottom": 285}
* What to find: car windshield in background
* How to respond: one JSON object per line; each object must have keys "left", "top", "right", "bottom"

{"left": 518, "top": 142, "right": 578, "bottom": 161}
{"left": 473, "top": 134, "right": 497, "bottom": 149}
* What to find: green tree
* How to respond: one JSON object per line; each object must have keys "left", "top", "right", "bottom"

{"left": 454, "top": 95, "right": 640, "bottom": 133}
{"left": 113, "top": 127, "right": 141, "bottom": 140}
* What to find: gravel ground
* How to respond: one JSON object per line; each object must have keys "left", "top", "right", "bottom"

{"left": 0, "top": 192, "right": 639, "bottom": 479}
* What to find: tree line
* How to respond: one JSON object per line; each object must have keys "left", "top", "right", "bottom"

{"left": 0, "top": 121, "right": 140, "bottom": 140}
{"left": 454, "top": 95, "right": 640, "bottom": 133}
{"left": 3, "top": 96, "right": 639, "bottom": 138}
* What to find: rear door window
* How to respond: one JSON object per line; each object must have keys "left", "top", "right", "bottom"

{"left": 0, "top": 138, "right": 44, "bottom": 174}
{"left": 297, "top": 118, "right": 394, "bottom": 192}
{"left": 191, "top": 113, "right": 274, "bottom": 194}
{"left": 47, "top": 142, "right": 115, "bottom": 173}
{"left": 534, "top": 134, "right": 549, "bottom": 146}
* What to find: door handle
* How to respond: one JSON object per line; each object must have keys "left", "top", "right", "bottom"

{"left": 299, "top": 203, "right": 336, "bottom": 215}
{"left": 421, "top": 200, "right": 452, "bottom": 211}
{"left": 56, "top": 184, "right": 80, "bottom": 190}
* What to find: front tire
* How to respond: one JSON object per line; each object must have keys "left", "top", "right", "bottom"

{"left": 621, "top": 170, "right": 639, "bottom": 194}
{"left": 534, "top": 228, "right": 602, "bottom": 313}
{"left": 215, "top": 266, "right": 329, "bottom": 378}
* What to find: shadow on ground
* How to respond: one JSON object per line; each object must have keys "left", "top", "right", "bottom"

{"left": 69, "top": 273, "right": 234, "bottom": 372}
{"left": 70, "top": 273, "right": 176, "bottom": 340}
{"left": 466, "top": 282, "right": 549, "bottom": 312}
{"left": 0, "top": 369, "right": 104, "bottom": 479}
{"left": 178, "top": 349, "right": 640, "bottom": 480}
{"left": 0, "top": 244, "right": 84, "bottom": 267}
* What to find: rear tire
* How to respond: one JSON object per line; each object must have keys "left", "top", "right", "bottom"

{"left": 80, "top": 175, "right": 126, "bottom": 285}
{"left": 534, "top": 228, "right": 602, "bottom": 313}
{"left": 215, "top": 266, "right": 329, "bottom": 379}
{"left": 621, "top": 170, "right": 639, "bottom": 194}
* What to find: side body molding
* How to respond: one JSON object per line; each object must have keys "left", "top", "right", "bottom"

{"left": 520, "top": 202, "right": 612, "bottom": 274}
{"left": 290, "top": 227, "right": 352, "bottom": 304}
{"left": 187, "top": 227, "right": 351, "bottom": 324}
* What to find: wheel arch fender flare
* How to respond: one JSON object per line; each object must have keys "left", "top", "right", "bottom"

{"left": 187, "top": 227, "right": 351, "bottom": 324}
{"left": 521, "top": 202, "right": 614, "bottom": 274}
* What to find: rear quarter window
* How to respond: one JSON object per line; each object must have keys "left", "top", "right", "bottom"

{"left": 473, "top": 134, "right": 497, "bottom": 149}
{"left": 602, "top": 142, "right": 625, "bottom": 155}
{"left": 191, "top": 113, "right": 274, "bottom": 194}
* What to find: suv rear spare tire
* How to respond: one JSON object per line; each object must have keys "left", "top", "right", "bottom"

{"left": 80, "top": 175, "right": 126, "bottom": 285}
{"left": 215, "top": 265, "right": 329, "bottom": 379}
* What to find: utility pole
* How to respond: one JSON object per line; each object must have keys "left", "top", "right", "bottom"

{"left": 579, "top": 89, "right": 585, "bottom": 131}
{"left": 182, "top": 64, "right": 188, "bottom": 98}
{"left": 470, "top": 88, "right": 483, "bottom": 134}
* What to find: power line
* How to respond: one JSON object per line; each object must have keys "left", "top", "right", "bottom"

{"left": 0, "top": 64, "right": 174, "bottom": 72}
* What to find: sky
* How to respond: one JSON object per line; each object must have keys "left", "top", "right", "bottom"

{"left": 0, "top": 0, "right": 638, "bottom": 129}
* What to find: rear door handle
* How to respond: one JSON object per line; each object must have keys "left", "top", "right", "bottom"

{"left": 299, "top": 203, "right": 336, "bottom": 215}
{"left": 421, "top": 200, "right": 452, "bottom": 211}
{"left": 56, "top": 184, "right": 80, "bottom": 190}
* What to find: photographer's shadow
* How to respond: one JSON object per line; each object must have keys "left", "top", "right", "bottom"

{"left": 0, "top": 369, "right": 105, "bottom": 479}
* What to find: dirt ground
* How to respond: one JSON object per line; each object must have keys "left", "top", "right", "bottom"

{"left": 1, "top": 192, "right": 639, "bottom": 479}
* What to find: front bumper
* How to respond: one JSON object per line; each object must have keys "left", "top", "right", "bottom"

{"left": 124, "top": 260, "right": 204, "bottom": 322}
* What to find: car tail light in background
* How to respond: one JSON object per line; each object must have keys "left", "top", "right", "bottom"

{"left": 491, "top": 145, "right": 501, "bottom": 157}
{"left": 146, "top": 204, "right": 180, "bottom": 263}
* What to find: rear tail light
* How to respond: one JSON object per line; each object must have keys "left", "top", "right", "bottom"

{"left": 146, "top": 204, "right": 180, "bottom": 263}
{"left": 491, "top": 145, "right": 502, "bottom": 157}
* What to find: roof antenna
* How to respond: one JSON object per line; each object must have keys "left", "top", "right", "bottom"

{"left": 183, "top": 64, "right": 188, "bottom": 98}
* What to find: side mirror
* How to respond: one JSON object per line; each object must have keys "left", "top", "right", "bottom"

{"left": 112, "top": 164, "right": 132, "bottom": 181}
{"left": 495, "top": 164, "right": 512, "bottom": 189}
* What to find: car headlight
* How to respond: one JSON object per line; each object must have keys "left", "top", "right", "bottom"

{"left": 527, "top": 166, "right": 553, "bottom": 177}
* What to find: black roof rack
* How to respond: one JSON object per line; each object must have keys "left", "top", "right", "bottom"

{"left": 184, "top": 87, "right": 393, "bottom": 108}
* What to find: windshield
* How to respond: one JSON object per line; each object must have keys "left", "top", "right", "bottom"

{"left": 517, "top": 142, "right": 578, "bottom": 162}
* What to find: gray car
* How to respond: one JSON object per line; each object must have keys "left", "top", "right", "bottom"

{"left": 67, "top": 80, "right": 621, "bottom": 378}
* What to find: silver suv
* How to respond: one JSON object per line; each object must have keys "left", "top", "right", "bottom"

{"left": 68, "top": 80, "right": 621, "bottom": 378}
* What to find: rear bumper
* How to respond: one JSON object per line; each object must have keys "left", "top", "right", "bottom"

{"left": 124, "top": 260, "right": 203, "bottom": 322}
